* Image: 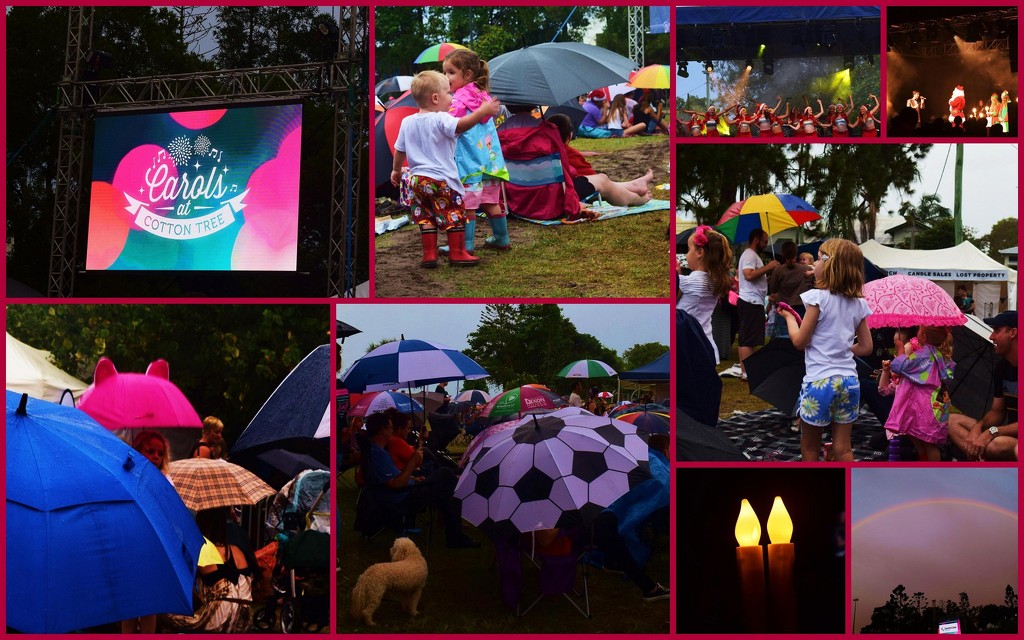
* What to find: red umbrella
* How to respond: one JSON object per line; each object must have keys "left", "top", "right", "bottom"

{"left": 478, "top": 385, "right": 568, "bottom": 424}
{"left": 375, "top": 90, "right": 418, "bottom": 193}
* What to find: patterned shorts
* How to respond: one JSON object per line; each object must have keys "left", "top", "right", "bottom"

{"left": 797, "top": 375, "right": 860, "bottom": 427}
{"left": 406, "top": 174, "right": 465, "bottom": 231}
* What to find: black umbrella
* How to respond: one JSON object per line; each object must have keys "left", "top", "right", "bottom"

{"left": 375, "top": 75, "right": 412, "bottom": 96}
{"left": 949, "top": 314, "right": 996, "bottom": 420}
{"left": 247, "top": 449, "right": 329, "bottom": 490}
{"left": 336, "top": 320, "right": 361, "bottom": 341}
{"left": 489, "top": 42, "right": 636, "bottom": 107}
{"left": 742, "top": 339, "right": 806, "bottom": 416}
{"left": 543, "top": 101, "right": 587, "bottom": 132}
{"left": 677, "top": 309, "right": 721, "bottom": 426}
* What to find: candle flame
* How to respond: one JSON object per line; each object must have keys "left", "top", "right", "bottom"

{"left": 735, "top": 498, "right": 761, "bottom": 546}
{"left": 767, "top": 496, "right": 793, "bottom": 543}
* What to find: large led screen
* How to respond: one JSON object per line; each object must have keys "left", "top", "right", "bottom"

{"left": 86, "top": 103, "right": 302, "bottom": 271}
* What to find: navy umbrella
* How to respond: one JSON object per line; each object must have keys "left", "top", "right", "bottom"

{"left": 246, "top": 449, "right": 329, "bottom": 489}
{"left": 949, "top": 314, "right": 997, "bottom": 420}
{"left": 340, "top": 338, "right": 488, "bottom": 393}
{"left": 6, "top": 391, "right": 203, "bottom": 633}
{"left": 489, "top": 42, "right": 636, "bottom": 107}
{"left": 743, "top": 338, "right": 806, "bottom": 417}
{"left": 231, "top": 345, "right": 330, "bottom": 459}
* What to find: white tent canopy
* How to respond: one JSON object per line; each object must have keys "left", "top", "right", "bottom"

{"left": 859, "top": 240, "right": 1017, "bottom": 314}
{"left": 6, "top": 333, "right": 88, "bottom": 403}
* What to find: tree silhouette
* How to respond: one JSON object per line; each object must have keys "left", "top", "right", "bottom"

{"left": 860, "top": 585, "right": 1018, "bottom": 634}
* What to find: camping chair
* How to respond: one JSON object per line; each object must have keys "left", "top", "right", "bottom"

{"left": 498, "top": 529, "right": 592, "bottom": 619}
{"left": 352, "top": 437, "right": 435, "bottom": 553}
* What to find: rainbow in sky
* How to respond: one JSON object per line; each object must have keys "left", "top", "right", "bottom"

{"left": 854, "top": 498, "right": 1018, "bottom": 532}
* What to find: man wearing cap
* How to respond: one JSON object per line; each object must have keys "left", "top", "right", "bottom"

{"left": 577, "top": 89, "right": 613, "bottom": 138}
{"left": 947, "top": 310, "right": 1017, "bottom": 461}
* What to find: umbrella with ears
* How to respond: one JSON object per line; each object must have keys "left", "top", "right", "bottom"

{"left": 78, "top": 357, "right": 202, "bottom": 461}
{"left": 6, "top": 391, "right": 203, "bottom": 633}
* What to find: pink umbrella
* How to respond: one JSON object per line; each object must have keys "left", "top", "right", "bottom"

{"left": 862, "top": 275, "right": 967, "bottom": 329}
{"left": 79, "top": 357, "right": 202, "bottom": 460}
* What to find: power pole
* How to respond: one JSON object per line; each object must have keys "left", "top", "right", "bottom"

{"left": 953, "top": 143, "right": 964, "bottom": 245}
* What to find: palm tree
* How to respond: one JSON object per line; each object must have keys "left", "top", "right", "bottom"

{"left": 896, "top": 193, "right": 951, "bottom": 248}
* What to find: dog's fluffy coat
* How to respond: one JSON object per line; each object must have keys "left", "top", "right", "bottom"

{"left": 350, "top": 537, "right": 428, "bottom": 626}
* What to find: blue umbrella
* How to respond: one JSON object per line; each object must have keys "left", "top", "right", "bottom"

{"left": 6, "top": 391, "right": 203, "bottom": 633}
{"left": 341, "top": 338, "right": 488, "bottom": 393}
{"left": 232, "top": 345, "right": 330, "bottom": 457}
{"left": 454, "top": 389, "right": 491, "bottom": 405}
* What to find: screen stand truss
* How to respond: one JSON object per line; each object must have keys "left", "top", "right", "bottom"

{"left": 49, "top": 7, "right": 367, "bottom": 297}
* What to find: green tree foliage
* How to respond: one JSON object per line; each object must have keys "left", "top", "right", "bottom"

{"left": 980, "top": 217, "right": 1017, "bottom": 262}
{"left": 466, "top": 305, "right": 620, "bottom": 393}
{"left": 5, "top": 305, "right": 328, "bottom": 445}
{"left": 621, "top": 342, "right": 668, "bottom": 371}
{"left": 914, "top": 217, "right": 978, "bottom": 250}
{"left": 895, "top": 193, "right": 951, "bottom": 249}
{"left": 374, "top": 6, "right": 595, "bottom": 78}
{"left": 594, "top": 7, "right": 670, "bottom": 64}
{"left": 804, "top": 145, "right": 930, "bottom": 241}
{"left": 214, "top": 6, "right": 336, "bottom": 68}
{"left": 5, "top": 6, "right": 209, "bottom": 293}
{"left": 675, "top": 145, "right": 792, "bottom": 225}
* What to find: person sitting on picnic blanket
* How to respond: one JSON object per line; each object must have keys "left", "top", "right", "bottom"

{"left": 946, "top": 310, "right": 1018, "bottom": 460}
{"left": 577, "top": 89, "right": 613, "bottom": 138}
{"left": 547, "top": 114, "right": 654, "bottom": 207}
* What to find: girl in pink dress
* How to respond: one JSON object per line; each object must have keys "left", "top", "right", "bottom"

{"left": 877, "top": 326, "right": 955, "bottom": 461}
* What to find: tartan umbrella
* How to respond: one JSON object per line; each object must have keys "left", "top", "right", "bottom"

{"left": 168, "top": 458, "right": 276, "bottom": 511}
{"left": 556, "top": 359, "right": 617, "bottom": 379}
{"left": 454, "top": 408, "right": 651, "bottom": 538}
{"left": 715, "top": 193, "right": 821, "bottom": 244}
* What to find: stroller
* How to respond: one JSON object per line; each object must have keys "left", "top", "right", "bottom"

{"left": 253, "top": 469, "right": 330, "bottom": 633}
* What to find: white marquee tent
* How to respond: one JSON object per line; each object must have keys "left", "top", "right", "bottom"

{"left": 859, "top": 240, "right": 1017, "bottom": 315}
{"left": 6, "top": 332, "right": 88, "bottom": 403}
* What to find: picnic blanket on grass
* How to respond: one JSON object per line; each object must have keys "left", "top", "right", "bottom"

{"left": 716, "top": 408, "right": 888, "bottom": 461}
{"left": 512, "top": 199, "right": 670, "bottom": 226}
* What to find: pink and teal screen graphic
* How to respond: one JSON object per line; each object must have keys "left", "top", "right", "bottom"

{"left": 86, "top": 103, "right": 302, "bottom": 271}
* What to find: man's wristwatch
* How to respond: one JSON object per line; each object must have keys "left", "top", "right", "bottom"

{"left": 988, "top": 426, "right": 1000, "bottom": 437}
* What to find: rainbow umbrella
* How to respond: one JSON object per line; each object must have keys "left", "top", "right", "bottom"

{"left": 715, "top": 193, "right": 821, "bottom": 246}
{"left": 615, "top": 411, "right": 670, "bottom": 435}
{"left": 414, "top": 42, "right": 467, "bottom": 64}
{"left": 628, "top": 64, "right": 671, "bottom": 89}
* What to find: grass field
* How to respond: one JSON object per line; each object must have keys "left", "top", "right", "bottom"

{"left": 337, "top": 460, "right": 670, "bottom": 633}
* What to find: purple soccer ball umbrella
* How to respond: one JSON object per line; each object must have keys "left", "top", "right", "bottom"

{"left": 455, "top": 407, "right": 651, "bottom": 538}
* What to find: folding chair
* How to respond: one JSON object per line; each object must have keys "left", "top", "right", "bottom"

{"left": 513, "top": 529, "right": 591, "bottom": 619}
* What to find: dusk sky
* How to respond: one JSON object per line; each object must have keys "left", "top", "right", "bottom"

{"left": 852, "top": 468, "right": 1018, "bottom": 627}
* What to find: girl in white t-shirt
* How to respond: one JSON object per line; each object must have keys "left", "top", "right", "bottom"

{"left": 778, "top": 239, "right": 873, "bottom": 461}
{"left": 677, "top": 225, "right": 733, "bottom": 363}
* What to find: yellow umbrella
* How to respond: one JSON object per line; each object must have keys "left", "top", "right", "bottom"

{"left": 198, "top": 537, "right": 223, "bottom": 567}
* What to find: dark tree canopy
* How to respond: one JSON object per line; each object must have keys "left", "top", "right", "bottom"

{"left": 466, "top": 305, "right": 621, "bottom": 393}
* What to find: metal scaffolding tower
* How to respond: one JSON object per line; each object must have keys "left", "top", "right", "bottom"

{"left": 628, "top": 6, "right": 645, "bottom": 67}
{"left": 48, "top": 7, "right": 368, "bottom": 297}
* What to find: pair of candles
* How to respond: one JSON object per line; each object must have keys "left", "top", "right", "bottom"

{"left": 735, "top": 497, "right": 796, "bottom": 633}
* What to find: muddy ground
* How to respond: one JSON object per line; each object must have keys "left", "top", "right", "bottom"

{"left": 373, "top": 137, "right": 671, "bottom": 298}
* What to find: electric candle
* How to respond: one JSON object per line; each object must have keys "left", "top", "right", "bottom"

{"left": 767, "top": 496, "right": 797, "bottom": 632}
{"left": 735, "top": 499, "right": 766, "bottom": 632}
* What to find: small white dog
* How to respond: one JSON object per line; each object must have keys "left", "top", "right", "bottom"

{"left": 350, "top": 537, "right": 428, "bottom": 626}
